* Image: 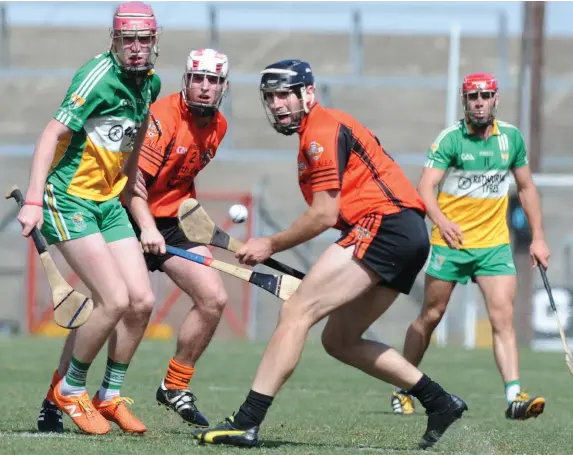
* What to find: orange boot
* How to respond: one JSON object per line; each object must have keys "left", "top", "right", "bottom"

{"left": 52, "top": 380, "right": 110, "bottom": 435}
{"left": 93, "top": 393, "right": 147, "bottom": 434}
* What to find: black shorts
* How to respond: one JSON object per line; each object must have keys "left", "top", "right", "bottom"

{"left": 337, "top": 208, "right": 430, "bottom": 294}
{"left": 127, "top": 212, "right": 201, "bottom": 272}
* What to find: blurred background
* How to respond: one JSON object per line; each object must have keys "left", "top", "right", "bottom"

{"left": 0, "top": 1, "right": 571, "bottom": 353}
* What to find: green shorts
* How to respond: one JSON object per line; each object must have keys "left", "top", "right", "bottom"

{"left": 426, "top": 244, "right": 516, "bottom": 284}
{"left": 41, "top": 182, "right": 135, "bottom": 245}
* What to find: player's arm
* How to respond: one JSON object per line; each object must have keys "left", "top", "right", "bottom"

{"left": 123, "top": 113, "right": 166, "bottom": 255}
{"left": 419, "top": 134, "right": 464, "bottom": 248}
{"left": 25, "top": 120, "right": 72, "bottom": 205}
{"left": 270, "top": 189, "right": 340, "bottom": 254}
{"left": 511, "top": 132, "right": 549, "bottom": 267}
{"left": 417, "top": 167, "right": 448, "bottom": 228}
{"left": 19, "top": 67, "right": 99, "bottom": 235}
{"left": 236, "top": 127, "right": 341, "bottom": 266}
{"left": 269, "top": 129, "right": 342, "bottom": 253}
{"left": 18, "top": 120, "right": 73, "bottom": 236}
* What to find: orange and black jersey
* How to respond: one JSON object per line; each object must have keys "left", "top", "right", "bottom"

{"left": 297, "top": 103, "right": 425, "bottom": 230}
{"left": 139, "top": 93, "right": 227, "bottom": 218}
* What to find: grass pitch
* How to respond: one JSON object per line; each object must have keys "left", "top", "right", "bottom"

{"left": 0, "top": 337, "right": 571, "bottom": 454}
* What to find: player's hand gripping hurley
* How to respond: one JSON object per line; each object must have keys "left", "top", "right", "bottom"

{"left": 6, "top": 185, "right": 93, "bottom": 329}
{"left": 177, "top": 198, "right": 306, "bottom": 279}
{"left": 538, "top": 264, "right": 573, "bottom": 376}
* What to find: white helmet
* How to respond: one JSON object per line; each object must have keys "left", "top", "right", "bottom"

{"left": 181, "top": 48, "right": 229, "bottom": 117}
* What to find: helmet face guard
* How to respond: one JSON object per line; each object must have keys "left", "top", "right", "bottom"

{"left": 181, "top": 49, "right": 229, "bottom": 117}
{"left": 110, "top": 2, "right": 160, "bottom": 74}
{"left": 461, "top": 73, "right": 499, "bottom": 127}
{"left": 259, "top": 60, "right": 315, "bottom": 136}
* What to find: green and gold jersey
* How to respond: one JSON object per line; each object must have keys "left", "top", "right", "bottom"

{"left": 49, "top": 52, "right": 162, "bottom": 201}
{"left": 425, "top": 119, "right": 528, "bottom": 249}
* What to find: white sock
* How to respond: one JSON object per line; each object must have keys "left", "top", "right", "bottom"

{"left": 98, "top": 387, "right": 120, "bottom": 402}
{"left": 505, "top": 381, "right": 521, "bottom": 404}
{"left": 59, "top": 377, "right": 87, "bottom": 397}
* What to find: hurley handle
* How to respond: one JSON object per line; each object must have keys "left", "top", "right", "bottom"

{"left": 6, "top": 185, "right": 48, "bottom": 255}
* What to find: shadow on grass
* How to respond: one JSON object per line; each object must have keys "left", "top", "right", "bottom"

{"left": 158, "top": 431, "right": 419, "bottom": 452}
{"left": 259, "top": 439, "right": 417, "bottom": 452}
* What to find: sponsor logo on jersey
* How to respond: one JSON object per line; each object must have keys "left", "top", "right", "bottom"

{"left": 461, "top": 153, "right": 475, "bottom": 161}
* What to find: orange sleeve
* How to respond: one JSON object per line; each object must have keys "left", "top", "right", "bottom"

{"left": 139, "top": 100, "right": 175, "bottom": 178}
{"left": 303, "top": 122, "right": 343, "bottom": 193}
{"left": 209, "top": 112, "right": 228, "bottom": 161}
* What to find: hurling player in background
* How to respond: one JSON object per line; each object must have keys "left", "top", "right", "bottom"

{"left": 391, "top": 73, "right": 549, "bottom": 421}
{"left": 129, "top": 48, "right": 230, "bottom": 429}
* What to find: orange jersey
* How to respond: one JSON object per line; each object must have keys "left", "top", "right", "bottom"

{"left": 139, "top": 93, "right": 227, "bottom": 217}
{"left": 297, "top": 104, "right": 425, "bottom": 230}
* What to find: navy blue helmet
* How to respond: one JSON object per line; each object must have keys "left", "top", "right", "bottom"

{"left": 260, "top": 59, "right": 314, "bottom": 91}
{"left": 260, "top": 59, "right": 315, "bottom": 135}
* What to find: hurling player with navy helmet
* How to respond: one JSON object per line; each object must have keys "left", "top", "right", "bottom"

{"left": 194, "top": 59, "right": 467, "bottom": 450}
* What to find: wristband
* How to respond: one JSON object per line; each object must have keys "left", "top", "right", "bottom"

{"left": 24, "top": 200, "right": 43, "bottom": 208}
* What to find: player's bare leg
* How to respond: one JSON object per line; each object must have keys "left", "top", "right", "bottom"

{"left": 47, "top": 233, "right": 134, "bottom": 435}
{"left": 195, "top": 245, "right": 467, "bottom": 449}
{"left": 476, "top": 275, "right": 518, "bottom": 383}
{"left": 164, "top": 246, "right": 227, "bottom": 366}
{"left": 91, "top": 237, "right": 155, "bottom": 434}
{"left": 250, "top": 245, "right": 386, "bottom": 396}
{"left": 321, "top": 285, "right": 422, "bottom": 387}
{"left": 391, "top": 276, "right": 456, "bottom": 415}
{"left": 39, "top": 238, "right": 155, "bottom": 434}
{"left": 37, "top": 329, "right": 77, "bottom": 433}
{"left": 156, "top": 245, "right": 227, "bottom": 427}
{"left": 476, "top": 275, "right": 546, "bottom": 420}
{"left": 403, "top": 276, "right": 456, "bottom": 367}
{"left": 55, "top": 330, "right": 77, "bottom": 378}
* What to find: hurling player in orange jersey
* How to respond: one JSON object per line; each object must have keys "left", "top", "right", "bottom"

{"left": 128, "top": 48, "right": 230, "bottom": 429}
{"left": 194, "top": 60, "right": 467, "bottom": 450}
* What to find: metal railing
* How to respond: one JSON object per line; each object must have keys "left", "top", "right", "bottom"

{"left": 206, "top": 2, "right": 510, "bottom": 84}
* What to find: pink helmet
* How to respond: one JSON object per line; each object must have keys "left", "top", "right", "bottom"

{"left": 110, "top": 2, "right": 160, "bottom": 73}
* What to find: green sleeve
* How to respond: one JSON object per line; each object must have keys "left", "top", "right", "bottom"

{"left": 53, "top": 61, "right": 104, "bottom": 132}
{"left": 512, "top": 129, "right": 529, "bottom": 168}
{"left": 150, "top": 73, "right": 161, "bottom": 103}
{"left": 425, "top": 131, "right": 455, "bottom": 170}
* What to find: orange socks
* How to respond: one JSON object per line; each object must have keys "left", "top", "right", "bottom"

{"left": 46, "top": 369, "right": 62, "bottom": 402}
{"left": 164, "top": 358, "right": 195, "bottom": 390}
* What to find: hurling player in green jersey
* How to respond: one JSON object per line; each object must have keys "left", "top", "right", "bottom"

{"left": 18, "top": 2, "right": 164, "bottom": 436}
{"left": 391, "top": 73, "right": 550, "bottom": 421}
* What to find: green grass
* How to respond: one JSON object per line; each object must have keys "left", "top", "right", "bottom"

{"left": 0, "top": 337, "right": 571, "bottom": 454}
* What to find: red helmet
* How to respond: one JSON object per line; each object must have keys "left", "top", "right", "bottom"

{"left": 110, "top": 2, "right": 160, "bottom": 73}
{"left": 462, "top": 73, "right": 498, "bottom": 94}
{"left": 461, "top": 73, "right": 498, "bottom": 127}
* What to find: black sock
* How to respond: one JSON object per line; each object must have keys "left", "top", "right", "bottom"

{"left": 408, "top": 374, "right": 450, "bottom": 413}
{"left": 233, "top": 390, "right": 274, "bottom": 429}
